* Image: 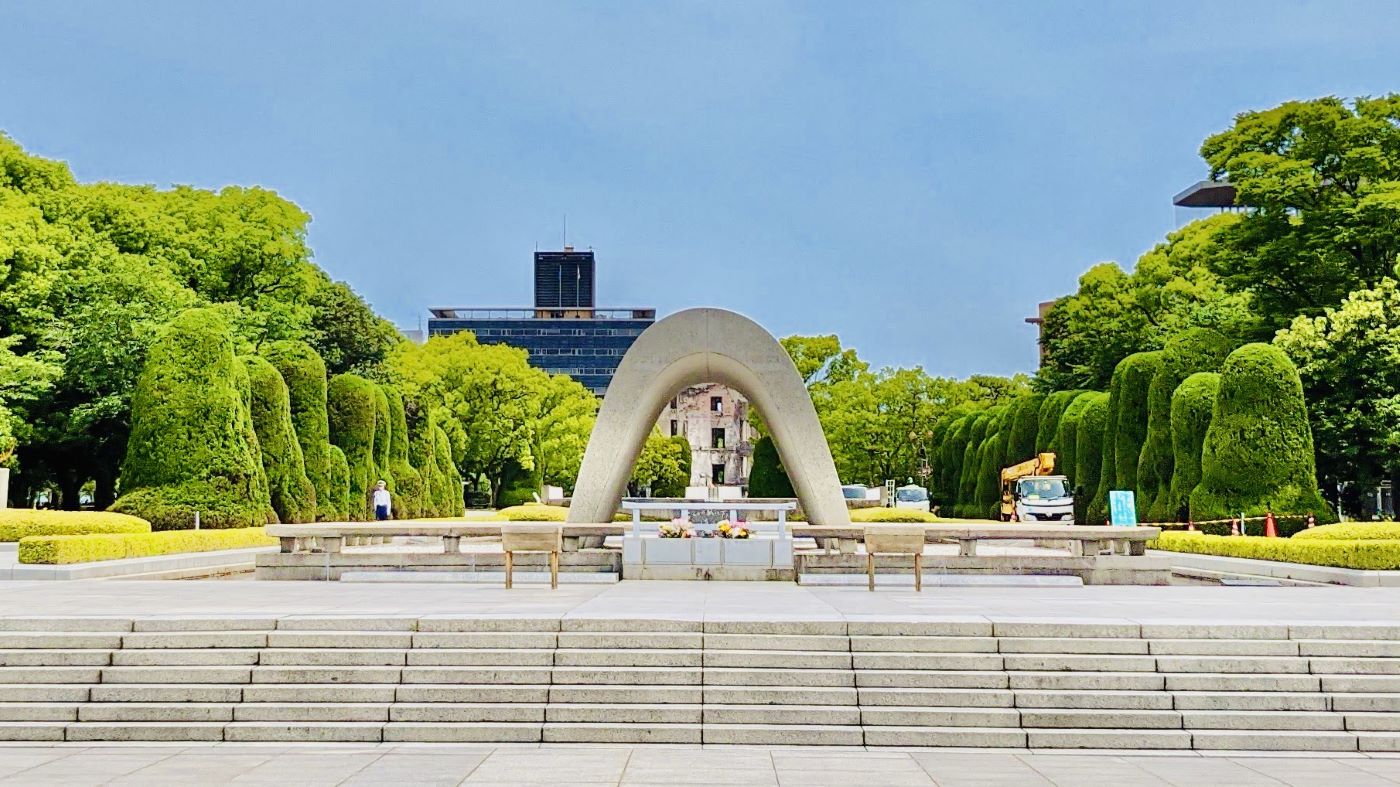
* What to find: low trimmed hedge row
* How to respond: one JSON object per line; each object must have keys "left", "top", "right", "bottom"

{"left": 849, "top": 508, "right": 940, "bottom": 523}
{"left": 1292, "top": 523, "right": 1400, "bottom": 541}
{"left": 494, "top": 504, "right": 567, "bottom": 522}
{"left": 0, "top": 510, "right": 151, "bottom": 542}
{"left": 1149, "top": 531, "right": 1400, "bottom": 571}
{"left": 18, "top": 527, "right": 275, "bottom": 565}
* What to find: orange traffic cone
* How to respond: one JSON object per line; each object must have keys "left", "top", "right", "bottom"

{"left": 1265, "top": 511, "right": 1278, "bottom": 538}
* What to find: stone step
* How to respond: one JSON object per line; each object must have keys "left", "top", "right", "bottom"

{"left": 1313, "top": 657, "right": 1400, "bottom": 675}
{"left": 260, "top": 649, "right": 407, "bottom": 667}
{"left": 552, "top": 667, "right": 701, "bottom": 686}
{"left": 224, "top": 721, "right": 384, "bottom": 742}
{"left": 1014, "top": 690, "right": 1174, "bottom": 710}
{"left": 1025, "top": 728, "right": 1193, "bottom": 749}
{"left": 243, "top": 685, "right": 399, "bottom": 703}
{"left": 90, "top": 685, "right": 243, "bottom": 703}
{"left": 997, "top": 638, "right": 1146, "bottom": 655}
{"left": 236, "top": 703, "right": 392, "bottom": 722}
{"left": 858, "top": 688, "right": 1014, "bottom": 708}
{"left": 250, "top": 666, "right": 402, "bottom": 684}
{"left": 1191, "top": 730, "right": 1358, "bottom": 751}
{"left": 77, "top": 703, "right": 234, "bottom": 722}
{"left": 265, "top": 632, "right": 413, "bottom": 649}
{"left": 850, "top": 636, "right": 998, "bottom": 653}
{"left": 121, "top": 632, "right": 267, "bottom": 649}
{"left": 405, "top": 648, "right": 555, "bottom": 667}
{"left": 0, "top": 650, "right": 111, "bottom": 667}
{"left": 1166, "top": 674, "right": 1320, "bottom": 692}
{"left": 1181, "top": 710, "right": 1346, "bottom": 730}
{"left": 1299, "top": 640, "right": 1400, "bottom": 657}
{"left": 543, "top": 722, "right": 702, "bottom": 744}
{"left": 548, "top": 685, "right": 701, "bottom": 704}
{"left": 553, "top": 649, "right": 700, "bottom": 668}
{"left": 1333, "top": 693, "right": 1400, "bottom": 712}
{"left": 0, "top": 703, "right": 78, "bottom": 721}
{"left": 702, "top": 723, "right": 863, "bottom": 746}
{"left": 1360, "top": 732, "right": 1400, "bottom": 752}
{"left": 546, "top": 703, "right": 702, "bottom": 724}
{"left": 1007, "top": 672, "right": 1163, "bottom": 691}
{"left": 852, "top": 653, "right": 1004, "bottom": 671}
{"left": 1018, "top": 709, "right": 1182, "bottom": 729}
{"left": 705, "top": 634, "right": 850, "bottom": 652}
{"left": 0, "top": 685, "right": 89, "bottom": 702}
{"left": 401, "top": 666, "right": 554, "bottom": 685}
{"left": 411, "top": 632, "right": 557, "bottom": 649}
{"left": 1003, "top": 654, "right": 1157, "bottom": 672}
{"left": 0, "top": 619, "right": 133, "bottom": 633}
{"left": 556, "top": 632, "right": 702, "bottom": 649}
{"left": 390, "top": 703, "right": 546, "bottom": 723}
{"left": 704, "top": 686, "right": 857, "bottom": 706}
{"left": 1172, "top": 691, "right": 1330, "bottom": 711}
{"left": 67, "top": 721, "right": 225, "bottom": 741}
{"left": 856, "top": 670, "right": 1008, "bottom": 689}
{"left": 701, "top": 704, "right": 860, "bottom": 726}
{"left": 101, "top": 666, "right": 251, "bottom": 684}
{"left": 0, "top": 722, "right": 66, "bottom": 741}
{"left": 704, "top": 668, "right": 852, "bottom": 687}
{"left": 1346, "top": 713, "right": 1400, "bottom": 731}
{"left": 1148, "top": 639, "right": 1299, "bottom": 656}
{"left": 111, "top": 649, "right": 260, "bottom": 667}
{"left": 0, "top": 634, "right": 123, "bottom": 649}
{"left": 1158, "top": 656, "right": 1313, "bottom": 674}
{"left": 863, "top": 726, "right": 1026, "bottom": 747}
{"left": 703, "top": 650, "right": 850, "bottom": 670}
{"left": 382, "top": 722, "right": 541, "bottom": 742}
{"left": 860, "top": 707, "right": 1020, "bottom": 727}
{"left": 1322, "top": 675, "right": 1400, "bottom": 693}
{"left": 0, "top": 668, "right": 101, "bottom": 684}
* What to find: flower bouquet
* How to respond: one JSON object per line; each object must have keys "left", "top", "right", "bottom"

{"left": 658, "top": 518, "right": 692, "bottom": 538}
{"left": 715, "top": 519, "right": 751, "bottom": 539}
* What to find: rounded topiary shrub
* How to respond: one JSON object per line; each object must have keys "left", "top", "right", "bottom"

{"left": 432, "top": 424, "right": 463, "bottom": 517}
{"left": 1112, "top": 351, "right": 1163, "bottom": 512}
{"left": 1163, "top": 372, "right": 1220, "bottom": 525}
{"left": 242, "top": 355, "right": 316, "bottom": 524}
{"left": 1189, "top": 344, "right": 1334, "bottom": 528}
{"left": 325, "top": 444, "right": 350, "bottom": 521}
{"left": 384, "top": 386, "right": 424, "bottom": 518}
{"left": 1036, "top": 390, "right": 1081, "bottom": 456}
{"left": 1073, "top": 392, "right": 1110, "bottom": 524}
{"left": 261, "top": 340, "right": 335, "bottom": 522}
{"left": 957, "top": 411, "right": 996, "bottom": 518}
{"left": 938, "top": 415, "right": 974, "bottom": 509}
{"left": 371, "top": 383, "right": 393, "bottom": 492}
{"left": 975, "top": 415, "right": 1012, "bottom": 519}
{"left": 111, "top": 307, "right": 271, "bottom": 530}
{"left": 1004, "top": 393, "right": 1045, "bottom": 467}
{"left": 1088, "top": 363, "right": 1126, "bottom": 524}
{"left": 1054, "top": 391, "right": 1099, "bottom": 488}
{"left": 327, "top": 373, "right": 378, "bottom": 520}
{"left": 231, "top": 358, "right": 275, "bottom": 523}
{"left": 1140, "top": 329, "right": 1232, "bottom": 521}
{"left": 409, "top": 409, "right": 442, "bottom": 516}
{"left": 668, "top": 435, "right": 692, "bottom": 489}
{"left": 748, "top": 435, "right": 795, "bottom": 498}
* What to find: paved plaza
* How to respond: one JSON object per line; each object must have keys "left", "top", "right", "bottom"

{"left": 1, "top": 743, "right": 1399, "bottom": 785}
{"left": 2, "top": 578, "right": 1398, "bottom": 625}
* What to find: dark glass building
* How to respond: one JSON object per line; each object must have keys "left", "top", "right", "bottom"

{"left": 427, "top": 248, "right": 655, "bottom": 395}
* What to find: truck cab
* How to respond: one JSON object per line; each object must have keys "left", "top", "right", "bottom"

{"left": 893, "top": 484, "right": 930, "bottom": 512}
{"left": 1007, "top": 475, "right": 1074, "bottom": 522}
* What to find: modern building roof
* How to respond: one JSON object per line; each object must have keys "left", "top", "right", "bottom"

{"left": 427, "top": 307, "right": 656, "bottom": 320}
{"left": 1172, "top": 180, "right": 1239, "bottom": 208}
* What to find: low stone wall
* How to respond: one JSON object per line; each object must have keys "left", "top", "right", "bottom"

{"left": 256, "top": 549, "right": 620, "bottom": 581}
{"left": 797, "top": 552, "right": 1172, "bottom": 585}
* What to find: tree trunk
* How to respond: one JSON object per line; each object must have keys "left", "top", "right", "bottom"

{"left": 58, "top": 472, "right": 83, "bottom": 511}
{"left": 93, "top": 465, "right": 117, "bottom": 510}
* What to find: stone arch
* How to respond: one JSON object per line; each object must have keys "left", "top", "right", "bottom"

{"left": 568, "top": 308, "right": 851, "bottom": 526}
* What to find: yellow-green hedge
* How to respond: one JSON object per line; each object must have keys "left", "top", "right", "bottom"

{"left": 19, "top": 527, "right": 275, "bottom": 565}
{"left": 849, "top": 507, "right": 940, "bottom": 523}
{"left": 495, "top": 503, "right": 567, "bottom": 522}
{"left": 0, "top": 510, "right": 151, "bottom": 542}
{"left": 1150, "top": 531, "right": 1400, "bottom": 570}
{"left": 1292, "top": 523, "right": 1400, "bottom": 541}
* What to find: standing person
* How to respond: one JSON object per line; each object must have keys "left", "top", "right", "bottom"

{"left": 372, "top": 480, "right": 392, "bottom": 521}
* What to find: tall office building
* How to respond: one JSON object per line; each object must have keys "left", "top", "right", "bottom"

{"left": 427, "top": 247, "right": 655, "bottom": 395}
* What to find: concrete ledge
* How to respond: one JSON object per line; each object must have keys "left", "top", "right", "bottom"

{"left": 340, "top": 571, "right": 619, "bottom": 584}
{"left": 799, "top": 574, "right": 1083, "bottom": 587}
{"left": 1154, "top": 550, "right": 1400, "bottom": 587}
{"left": 2, "top": 548, "right": 274, "bottom": 581}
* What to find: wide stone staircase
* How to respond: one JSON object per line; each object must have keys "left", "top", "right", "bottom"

{"left": 0, "top": 616, "right": 1396, "bottom": 750}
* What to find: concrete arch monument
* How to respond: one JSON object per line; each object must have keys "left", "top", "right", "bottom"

{"left": 568, "top": 308, "right": 851, "bottom": 526}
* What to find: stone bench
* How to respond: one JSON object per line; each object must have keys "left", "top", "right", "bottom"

{"left": 791, "top": 523, "right": 1160, "bottom": 557}
{"left": 266, "top": 522, "right": 624, "bottom": 555}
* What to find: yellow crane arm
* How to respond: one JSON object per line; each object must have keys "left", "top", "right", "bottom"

{"left": 1001, "top": 452, "right": 1055, "bottom": 483}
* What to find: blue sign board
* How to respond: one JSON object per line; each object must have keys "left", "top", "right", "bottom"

{"left": 1109, "top": 490, "right": 1137, "bottom": 526}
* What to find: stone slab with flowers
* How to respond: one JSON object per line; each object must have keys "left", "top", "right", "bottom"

{"left": 621, "top": 501, "right": 796, "bottom": 580}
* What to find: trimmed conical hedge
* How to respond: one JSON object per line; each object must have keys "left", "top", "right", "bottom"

{"left": 976, "top": 412, "right": 1012, "bottom": 519}
{"left": 111, "top": 307, "right": 271, "bottom": 530}
{"left": 957, "top": 411, "right": 995, "bottom": 518}
{"left": 939, "top": 415, "right": 974, "bottom": 509}
{"left": 1036, "top": 390, "right": 1081, "bottom": 456}
{"left": 409, "top": 408, "right": 443, "bottom": 516}
{"left": 1073, "top": 392, "right": 1111, "bottom": 524}
{"left": 1054, "top": 391, "right": 1099, "bottom": 488}
{"left": 261, "top": 340, "right": 336, "bottom": 522}
{"left": 1140, "top": 329, "right": 1232, "bottom": 521}
{"left": 1088, "top": 363, "right": 1126, "bottom": 523}
{"left": 371, "top": 384, "right": 392, "bottom": 492}
{"left": 325, "top": 445, "right": 350, "bottom": 521}
{"left": 1165, "top": 372, "right": 1219, "bottom": 523}
{"left": 327, "top": 373, "right": 377, "bottom": 520}
{"left": 1189, "top": 344, "right": 1333, "bottom": 527}
{"left": 432, "top": 423, "right": 462, "bottom": 516}
{"left": 748, "top": 435, "right": 794, "bottom": 498}
{"left": 384, "top": 386, "right": 424, "bottom": 518}
{"left": 1004, "top": 394, "right": 1045, "bottom": 467}
{"left": 1112, "top": 351, "right": 1163, "bottom": 509}
{"left": 231, "top": 358, "right": 274, "bottom": 523}
{"left": 242, "top": 355, "right": 316, "bottom": 524}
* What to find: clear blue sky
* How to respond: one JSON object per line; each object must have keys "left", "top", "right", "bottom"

{"left": 4, "top": 2, "right": 1398, "bottom": 378}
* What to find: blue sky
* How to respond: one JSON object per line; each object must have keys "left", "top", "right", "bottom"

{"left": 4, "top": 1, "right": 1398, "bottom": 378}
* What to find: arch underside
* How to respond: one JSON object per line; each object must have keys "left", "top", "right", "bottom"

{"left": 568, "top": 308, "right": 851, "bottom": 527}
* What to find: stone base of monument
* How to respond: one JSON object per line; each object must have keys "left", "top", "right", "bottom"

{"left": 795, "top": 552, "right": 1172, "bottom": 585}
{"left": 622, "top": 536, "right": 795, "bottom": 581}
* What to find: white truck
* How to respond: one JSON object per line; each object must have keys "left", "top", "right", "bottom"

{"left": 1000, "top": 453, "right": 1074, "bottom": 522}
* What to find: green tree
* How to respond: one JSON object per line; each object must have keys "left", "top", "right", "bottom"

{"left": 1165, "top": 372, "right": 1220, "bottom": 523}
{"left": 324, "top": 444, "right": 350, "bottom": 521}
{"left": 1004, "top": 393, "right": 1046, "bottom": 466}
{"left": 1112, "top": 351, "right": 1163, "bottom": 516}
{"left": 1201, "top": 95, "right": 1400, "bottom": 328}
{"left": 631, "top": 432, "right": 688, "bottom": 497}
{"left": 1054, "top": 391, "right": 1099, "bottom": 489}
{"left": 1088, "top": 363, "right": 1126, "bottom": 523}
{"left": 307, "top": 278, "right": 402, "bottom": 376}
{"left": 1036, "top": 390, "right": 1081, "bottom": 456}
{"left": 528, "top": 373, "right": 597, "bottom": 492}
{"left": 241, "top": 355, "right": 316, "bottom": 523}
{"left": 384, "top": 386, "right": 424, "bottom": 518}
{"left": 956, "top": 412, "right": 995, "bottom": 518}
{"left": 260, "top": 340, "right": 336, "bottom": 521}
{"left": 1275, "top": 275, "right": 1400, "bottom": 515}
{"left": 1190, "top": 344, "right": 1333, "bottom": 527}
{"left": 110, "top": 308, "right": 270, "bottom": 530}
{"left": 371, "top": 384, "right": 393, "bottom": 492}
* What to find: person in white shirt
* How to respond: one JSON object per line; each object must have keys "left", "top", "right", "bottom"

{"left": 372, "top": 480, "right": 392, "bottom": 521}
